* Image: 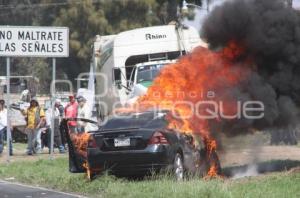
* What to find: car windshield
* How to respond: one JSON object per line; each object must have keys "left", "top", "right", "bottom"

{"left": 136, "top": 64, "right": 166, "bottom": 83}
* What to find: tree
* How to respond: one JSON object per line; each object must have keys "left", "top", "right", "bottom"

{"left": 0, "top": 0, "right": 192, "bottom": 92}
{"left": 52, "top": 0, "right": 163, "bottom": 83}
{"left": 0, "top": 0, "right": 52, "bottom": 93}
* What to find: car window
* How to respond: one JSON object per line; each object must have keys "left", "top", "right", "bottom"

{"left": 144, "top": 117, "right": 168, "bottom": 129}
{"left": 101, "top": 111, "right": 168, "bottom": 130}
{"left": 136, "top": 64, "right": 165, "bottom": 83}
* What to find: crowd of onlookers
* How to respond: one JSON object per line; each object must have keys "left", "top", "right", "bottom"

{"left": 0, "top": 94, "right": 90, "bottom": 156}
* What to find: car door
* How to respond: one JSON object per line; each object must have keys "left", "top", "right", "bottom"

{"left": 61, "top": 118, "right": 98, "bottom": 173}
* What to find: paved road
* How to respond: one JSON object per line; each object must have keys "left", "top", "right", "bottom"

{"left": 0, "top": 180, "right": 83, "bottom": 198}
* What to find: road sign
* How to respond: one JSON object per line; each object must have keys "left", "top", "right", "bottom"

{"left": 0, "top": 26, "right": 69, "bottom": 57}
{"left": 0, "top": 26, "right": 69, "bottom": 162}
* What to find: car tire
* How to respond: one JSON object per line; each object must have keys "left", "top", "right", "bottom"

{"left": 174, "top": 153, "right": 184, "bottom": 181}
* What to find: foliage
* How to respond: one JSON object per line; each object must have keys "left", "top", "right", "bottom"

{"left": 52, "top": 0, "right": 165, "bottom": 83}
{"left": 0, "top": 0, "right": 197, "bottom": 93}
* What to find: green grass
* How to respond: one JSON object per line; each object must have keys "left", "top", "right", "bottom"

{"left": 10, "top": 142, "right": 27, "bottom": 151}
{"left": 0, "top": 158, "right": 299, "bottom": 198}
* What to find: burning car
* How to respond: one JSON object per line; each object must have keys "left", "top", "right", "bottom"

{"left": 62, "top": 110, "right": 221, "bottom": 180}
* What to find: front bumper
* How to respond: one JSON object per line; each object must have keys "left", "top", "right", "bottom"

{"left": 87, "top": 144, "right": 174, "bottom": 175}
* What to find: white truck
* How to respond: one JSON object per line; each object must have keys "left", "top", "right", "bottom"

{"left": 90, "top": 24, "right": 206, "bottom": 118}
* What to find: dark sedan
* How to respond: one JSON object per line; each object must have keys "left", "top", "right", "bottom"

{"left": 62, "top": 110, "right": 221, "bottom": 180}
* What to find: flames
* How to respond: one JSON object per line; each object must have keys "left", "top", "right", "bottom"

{"left": 137, "top": 41, "right": 251, "bottom": 177}
{"left": 70, "top": 132, "right": 90, "bottom": 158}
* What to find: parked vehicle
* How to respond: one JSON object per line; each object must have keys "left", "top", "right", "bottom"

{"left": 62, "top": 110, "right": 221, "bottom": 180}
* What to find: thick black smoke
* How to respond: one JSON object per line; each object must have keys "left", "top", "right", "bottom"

{"left": 201, "top": 0, "right": 300, "bottom": 136}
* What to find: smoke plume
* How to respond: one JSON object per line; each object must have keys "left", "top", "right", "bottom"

{"left": 201, "top": 0, "right": 300, "bottom": 133}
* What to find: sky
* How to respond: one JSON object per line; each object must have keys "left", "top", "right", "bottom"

{"left": 184, "top": 0, "right": 300, "bottom": 31}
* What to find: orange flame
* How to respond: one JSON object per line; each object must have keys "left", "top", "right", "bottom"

{"left": 70, "top": 132, "right": 90, "bottom": 158}
{"left": 206, "top": 164, "right": 219, "bottom": 178}
{"left": 69, "top": 127, "right": 101, "bottom": 178}
{"left": 136, "top": 41, "right": 251, "bottom": 177}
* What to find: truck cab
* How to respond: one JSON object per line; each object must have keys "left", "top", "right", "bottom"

{"left": 125, "top": 60, "right": 176, "bottom": 103}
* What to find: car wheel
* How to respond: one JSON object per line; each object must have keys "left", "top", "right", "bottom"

{"left": 174, "top": 153, "right": 184, "bottom": 181}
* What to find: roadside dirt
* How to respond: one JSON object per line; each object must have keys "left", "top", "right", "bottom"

{"left": 217, "top": 132, "right": 300, "bottom": 168}
{"left": 0, "top": 146, "right": 67, "bottom": 164}
{"left": 220, "top": 145, "right": 300, "bottom": 167}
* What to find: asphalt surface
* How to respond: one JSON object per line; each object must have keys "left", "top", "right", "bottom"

{"left": 0, "top": 180, "right": 83, "bottom": 198}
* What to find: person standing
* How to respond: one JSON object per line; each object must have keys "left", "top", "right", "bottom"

{"left": 55, "top": 99, "right": 66, "bottom": 147}
{"left": 64, "top": 95, "right": 78, "bottom": 132}
{"left": 77, "top": 96, "right": 89, "bottom": 132}
{"left": 22, "top": 98, "right": 45, "bottom": 155}
{"left": 0, "top": 100, "right": 12, "bottom": 156}
{"left": 77, "top": 96, "right": 97, "bottom": 132}
{"left": 45, "top": 99, "right": 66, "bottom": 153}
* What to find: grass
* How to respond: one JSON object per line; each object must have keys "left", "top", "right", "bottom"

{"left": 0, "top": 158, "right": 300, "bottom": 198}
{"left": 10, "top": 142, "right": 27, "bottom": 150}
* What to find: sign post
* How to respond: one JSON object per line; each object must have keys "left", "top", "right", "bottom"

{"left": 50, "top": 58, "right": 56, "bottom": 159}
{"left": 6, "top": 57, "right": 11, "bottom": 163}
{"left": 0, "top": 26, "right": 69, "bottom": 161}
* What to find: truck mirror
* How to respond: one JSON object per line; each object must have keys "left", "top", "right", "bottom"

{"left": 113, "top": 68, "right": 121, "bottom": 81}
{"left": 113, "top": 68, "right": 122, "bottom": 89}
{"left": 115, "top": 81, "right": 122, "bottom": 89}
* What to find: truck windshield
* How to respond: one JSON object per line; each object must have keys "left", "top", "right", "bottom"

{"left": 136, "top": 64, "right": 166, "bottom": 83}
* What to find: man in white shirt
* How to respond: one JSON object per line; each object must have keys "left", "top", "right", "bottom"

{"left": 0, "top": 99, "right": 12, "bottom": 155}
{"left": 76, "top": 96, "right": 97, "bottom": 132}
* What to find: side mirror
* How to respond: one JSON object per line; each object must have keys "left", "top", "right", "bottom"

{"left": 115, "top": 81, "right": 122, "bottom": 89}
{"left": 113, "top": 68, "right": 122, "bottom": 89}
